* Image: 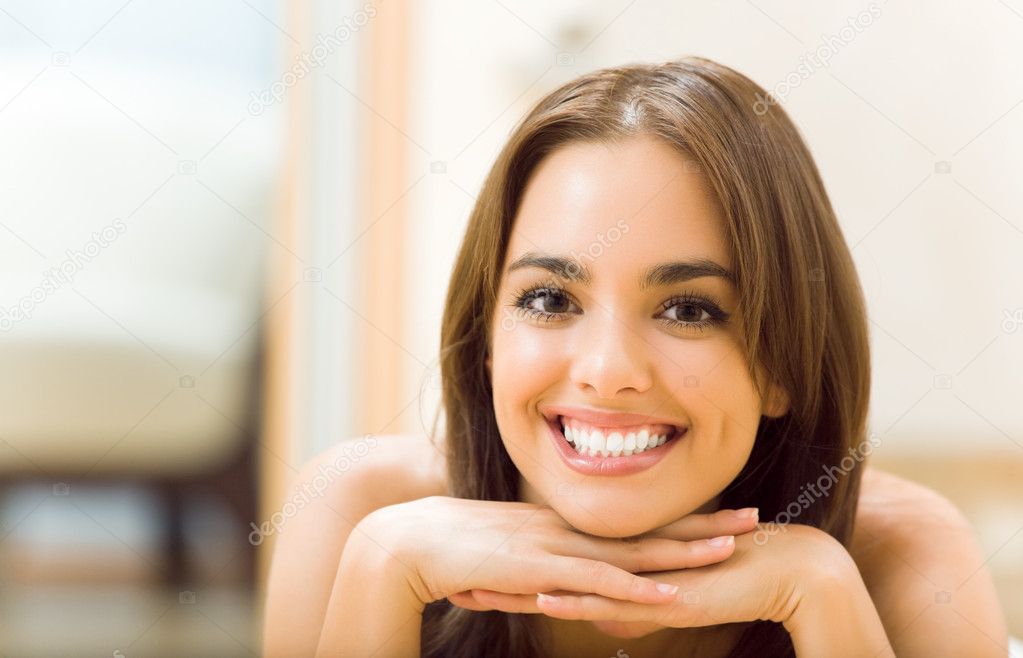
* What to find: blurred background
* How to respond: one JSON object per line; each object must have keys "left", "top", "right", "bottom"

{"left": 0, "top": 1, "right": 1020, "bottom": 655}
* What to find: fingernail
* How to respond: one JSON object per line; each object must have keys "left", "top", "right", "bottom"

{"left": 706, "top": 535, "right": 734, "bottom": 547}
{"left": 656, "top": 583, "right": 679, "bottom": 595}
{"left": 537, "top": 593, "right": 560, "bottom": 604}
{"left": 735, "top": 507, "right": 759, "bottom": 520}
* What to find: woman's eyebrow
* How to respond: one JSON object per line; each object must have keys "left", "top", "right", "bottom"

{"left": 506, "top": 252, "right": 735, "bottom": 287}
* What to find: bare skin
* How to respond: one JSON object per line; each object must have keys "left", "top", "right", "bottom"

{"left": 262, "top": 432, "right": 1007, "bottom": 657}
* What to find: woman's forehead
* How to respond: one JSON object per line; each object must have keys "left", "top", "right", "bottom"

{"left": 508, "top": 137, "right": 731, "bottom": 275}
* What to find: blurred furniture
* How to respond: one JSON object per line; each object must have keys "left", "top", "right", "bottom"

{"left": 0, "top": 56, "right": 275, "bottom": 586}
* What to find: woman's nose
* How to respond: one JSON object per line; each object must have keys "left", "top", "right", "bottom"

{"left": 568, "top": 309, "right": 653, "bottom": 398}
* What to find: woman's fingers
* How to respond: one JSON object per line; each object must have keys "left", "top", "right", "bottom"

{"left": 456, "top": 510, "right": 752, "bottom": 613}
{"left": 466, "top": 589, "right": 539, "bottom": 613}
{"left": 454, "top": 587, "right": 688, "bottom": 622}
{"left": 536, "top": 591, "right": 657, "bottom": 623}
{"left": 640, "top": 507, "right": 758, "bottom": 542}
{"left": 447, "top": 590, "right": 493, "bottom": 611}
{"left": 567, "top": 533, "right": 737, "bottom": 573}
{"left": 552, "top": 556, "right": 682, "bottom": 605}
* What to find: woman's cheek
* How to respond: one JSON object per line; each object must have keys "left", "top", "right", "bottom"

{"left": 490, "top": 327, "right": 561, "bottom": 436}
{"left": 670, "top": 336, "right": 760, "bottom": 418}
{"left": 492, "top": 327, "right": 562, "bottom": 395}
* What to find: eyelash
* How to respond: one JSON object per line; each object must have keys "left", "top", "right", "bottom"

{"left": 509, "top": 279, "right": 731, "bottom": 333}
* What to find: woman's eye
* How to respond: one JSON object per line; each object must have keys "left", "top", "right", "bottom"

{"left": 661, "top": 301, "right": 710, "bottom": 324}
{"left": 523, "top": 290, "right": 575, "bottom": 315}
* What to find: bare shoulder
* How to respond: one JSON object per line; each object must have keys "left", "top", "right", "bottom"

{"left": 369, "top": 432, "right": 449, "bottom": 501}
{"left": 308, "top": 432, "right": 449, "bottom": 510}
{"left": 853, "top": 466, "right": 971, "bottom": 546}
{"left": 851, "top": 466, "right": 1008, "bottom": 655}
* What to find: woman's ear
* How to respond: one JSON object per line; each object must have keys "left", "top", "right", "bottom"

{"left": 762, "top": 382, "right": 791, "bottom": 418}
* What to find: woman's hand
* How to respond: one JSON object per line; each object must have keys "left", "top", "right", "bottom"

{"left": 357, "top": 495, "right": 760, "bottom": 611}
{"left": 462, "top": 521, "right": 855, "bottom": 630}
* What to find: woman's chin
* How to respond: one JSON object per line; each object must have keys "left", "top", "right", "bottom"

{"left": 554, "top": 506, "right": 657, "bottom": 539}
{"left": 589, "top": 619, "right": 665, "bottom": 639}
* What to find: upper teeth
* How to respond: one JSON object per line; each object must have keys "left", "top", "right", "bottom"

{"left": 559, "top": 418, "right": 673, "bottom": 457}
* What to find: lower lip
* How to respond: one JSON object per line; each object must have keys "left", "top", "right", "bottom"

{"left": 545, "top": 417, "right": 684, "bottom": 476}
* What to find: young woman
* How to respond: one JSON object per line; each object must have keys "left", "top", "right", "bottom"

{"left": 263, "top": 57, "right": 1008, "bottom": 657}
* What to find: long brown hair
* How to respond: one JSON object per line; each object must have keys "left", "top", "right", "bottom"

{"left": 422, "top": 56, "right": 871, "bottom": 657}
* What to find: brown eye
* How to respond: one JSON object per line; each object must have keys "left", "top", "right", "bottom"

{"left": 657, "top": 294, "right": 729, "bottom": 333}
{"left": 531, "top": 290, "right": 572, "bottom": 314}
{"left": 512, "top": 285, "right": 580, "bottom": 322}
{"left": 664, "top": 302, "right": 709, "bottom": 324}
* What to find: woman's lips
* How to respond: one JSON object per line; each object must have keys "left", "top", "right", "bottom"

{"left": 540, "top": 404, "right": 686, "bottom": 431}
{"left": 558, "top": 414, "right": 683, "bottom": 443}
{"left": 545, "top": 415, "right": 685, "bottom": 476}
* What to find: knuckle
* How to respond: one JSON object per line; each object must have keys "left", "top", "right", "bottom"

{"left": 502, "top": 534, "right": 532, "bottom": 555}
{"left": 793, "top": 525, "right": 846, "bottom": 555}
{"left": 584, "top": 559, "right": 610, "bottom": 584}
{"left": 676, "top": 540, "right": 698, "bottom": 563}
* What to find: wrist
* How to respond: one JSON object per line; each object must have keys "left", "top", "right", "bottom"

{"left": 782, "top": 546, "right": 860, "bottom": 630}
{"left": 352, "top": 503, "right": 431, "bottom": 611}
{"left": 782, "top": 542, "right": 893, "bottom": 657}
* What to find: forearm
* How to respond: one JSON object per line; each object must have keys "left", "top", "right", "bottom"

{"left": 315, "top": 524, "right": 426, "bottom": 657}
{"left": 784, "top": 564, "right": 894, "bottom": 658}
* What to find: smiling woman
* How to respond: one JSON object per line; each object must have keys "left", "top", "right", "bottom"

{"left": 270, "top": 56, "right": 1006, "bottom": 658}
{"left": 430, "top": 57, "right": 863, "bottom": 654}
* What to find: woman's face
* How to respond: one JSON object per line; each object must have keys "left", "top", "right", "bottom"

{"left": 488, "top": 134, "right": 789, "bottom": 540}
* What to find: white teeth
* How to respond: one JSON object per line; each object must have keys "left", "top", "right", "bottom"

{"left": 606, "top": 432, "right": 623, "bottom": 454}
{"left": 559, "top": 417, "right": 674, "bottom": 458}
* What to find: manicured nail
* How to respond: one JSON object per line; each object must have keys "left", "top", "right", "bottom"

{"left": 735, "top": 507, "right": 759, "bottom": 520}
{"left": 537, "top": 593, "right": 560, "bottom": 604}
{"left": 656, "top": 583, "right": 679, "bottom": 595}
{"left": 706, "top": 535, "right": 734, "bottom": 547}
